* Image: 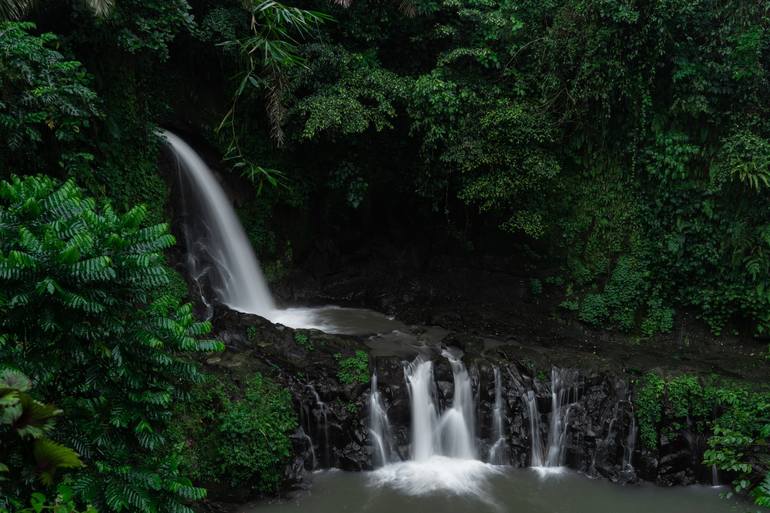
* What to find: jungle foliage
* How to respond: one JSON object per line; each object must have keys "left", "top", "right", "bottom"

{"left": 171, "top": 372, "right": 297, "bottom": 494}
{"left": 0, "top": 0, "right": 769, "bottom": 509}
{"left": 635, "top": 372, "right": 770, "bottom": 506}
{"left": 0, "top": 176, "right": 221, "bottom": 512}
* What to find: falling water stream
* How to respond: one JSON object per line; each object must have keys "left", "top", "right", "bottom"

{"left": 545, "top": 368, "right": 578, "bottom": 468}
{"left": 369, "top": 373, "right": 394, "bottom": 467}
{"left": 164, "top": 130, "right": 275, "bottom": 316}
{"left": 488, "top": 367, "right": 508, "bottom": 464}
{"left": 163, "top": 130, "right": 403, "bottom": 335}
{"left": 307, "top": 385, "right": 330, "bottom": 467}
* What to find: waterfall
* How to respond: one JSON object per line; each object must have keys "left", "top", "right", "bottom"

{"left": 371, "top": 355, "right": 501, "bottom": 498}
{"left": 307, "top": 385, "right": 330, "bottom": 467}
{"left": 524, "top": 367, "right": 577, "bottom": 471}
{"left": 440, "top": 351, "right": 476, "bottom": 459}
{"left": 488, "top": 367, "right": 508, "bottom": 464}
{"left": 162, "top": 130, "right": 275, "bottom": 316}
{"left": 163, "top": 130, "right": 407, "bottom": 335}
{"left": 524, "top": 391, "right": 545, "bottom": 467}
{"left": 297, "top": 427, "right": 317, "bottom": 470}
{"left": 544, "top": 367, "right": 577, "bottom": 467}
{"left": 403, "top": 354, "right": 476, "bottom": 461}
{"left": 405, "top": 358, "right": 440, "bottom": 460}
{"left": 369, "top": 373, "right": 395, "bottom": 467}
{"left": 623, "top": 410, "right": 637, "bottom": 471}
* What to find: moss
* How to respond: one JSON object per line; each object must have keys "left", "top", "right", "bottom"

{"left": 294, "top": 331, "right": 313, "bottom": 350}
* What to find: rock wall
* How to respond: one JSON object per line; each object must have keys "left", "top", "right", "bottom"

{"left": 208, "top": 307, "right": 718, "bottom": 500}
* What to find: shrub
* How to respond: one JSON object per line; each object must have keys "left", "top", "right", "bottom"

{"left": 2, "top": 486, "right": 97, "bottom": 513}
{"left": 0, "top": 368, "right": 83, "bottom": 509}
{"left": 0, "top": 175, "right": 221, "bottom": 513}
{"left": 173, "top": 373, "right": 297, "bottom": 493}
{"left": 635, "top": 372, "right": 770, "bottom": 507}
{"left": 335, "top": 350, "right": 370, "bottom": 385}
{"left": 634, "top": 373, "right": 664, "bottom": 450}
{"left": 0, "top": 22, "right": 99, "bottom": 176}
{"left": 294, "top": 331, "right": 313, "bottom": 350}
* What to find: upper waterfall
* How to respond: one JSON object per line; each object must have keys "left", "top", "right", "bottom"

{"left": 163, "top": 130, "right": 407, "bottom": 335}
{"left": 163, "top": 129, "right": 276, "bottom": 317}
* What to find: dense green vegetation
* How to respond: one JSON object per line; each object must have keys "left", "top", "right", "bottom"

{"left": 335, "top": 350, "right": 370, "bottom": 385}
{"left": 0, "top": 175, "right": 220, "bottom": 512}
{"left": 171, "top": 373, "right": 297, "bottom": 494}
{"left": 635, "top": 373, "right": 770, "bottom": 506}
{"left": 0, "top": 0, "right": 768, "bottom": 510}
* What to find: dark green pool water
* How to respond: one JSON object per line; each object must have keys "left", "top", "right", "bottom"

{"left": 239, "top": 460, "right": 743, "bottom": 513}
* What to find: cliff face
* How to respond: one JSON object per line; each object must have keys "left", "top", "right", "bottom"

{"left": 206, "top": 306, "right": 723, "bottom": 505}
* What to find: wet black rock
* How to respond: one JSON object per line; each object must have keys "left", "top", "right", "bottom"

{"left": 204, "top": 306, "right": 717, "bottom": 503}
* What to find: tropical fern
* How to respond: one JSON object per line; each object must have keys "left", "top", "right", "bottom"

{"left": 714, "top": 129, "right": 770, "bottom": 192}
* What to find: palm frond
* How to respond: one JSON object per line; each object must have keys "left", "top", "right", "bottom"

{"left": 0, "top": 0, "right": 114, "bottom": 20}
{"left": 85, "top": 0, "right": 114, "bottom": 17}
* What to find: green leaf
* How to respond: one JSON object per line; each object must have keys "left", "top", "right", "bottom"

{"left": 0, "top": 368, "right": 31, "bottom": 392}
{"left": 33, "top": 438, "right": 84, "bottom": 486}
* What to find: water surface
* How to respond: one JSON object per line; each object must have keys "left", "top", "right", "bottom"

{"left": 240, "top": 464, "right": 739, "bottom": 513}
{"left": 269, "top": 306, "right": 406, "bottom": 335}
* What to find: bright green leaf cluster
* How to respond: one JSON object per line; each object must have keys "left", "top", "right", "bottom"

{"left": 335, "top": 350, "right": 370, "bottom": 385}
{"left": 0, "top": 175, "right": 222, "bottom": 513}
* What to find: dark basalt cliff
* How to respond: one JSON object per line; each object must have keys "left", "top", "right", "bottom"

{"left": 205, "top": 305, "right": 723, "bottom": 505}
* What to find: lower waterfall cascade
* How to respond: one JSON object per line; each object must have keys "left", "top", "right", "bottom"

{"left": 360, "top": 356, "right": 644, "bottom": 495}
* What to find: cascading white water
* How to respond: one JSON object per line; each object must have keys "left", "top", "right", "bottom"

{"left": 623, "top": 409, "right": 638, "bottom": 471}
{"left": 163, "top": 130, "right": 276, "bottom": 316}
{"left": 403, "top": 354, "right": 477, "bottom": 460}
{"left": 373, "top": 355, "right": 499, "bottom": 499}
{"left": 307, "top": 385, "right": 330, "bottom": 467}
{"left": 405, "top": 358, "right": 440, "bottom": 460}
{"left": 369, "top": 373, "right": 395, "bottom": 467}
{"left": 163, "top": 130, "right": 406, "bottom": 335}
{"left": 524, "top": 367, "right": 578, "bottom": 473}
{"left": 545, "top": 367, "right": 577, "bottom": 467}
{"left": 440, "top": 351, "right": 476, "bottom": 459}
{"left": 297, "top": 427, "right": 317, "bottom": 470}
{"left": 488, "top": 367, "right": 508, "bottom": 464}
{"left": 524, "top": 390, "right": 545, "bottom": 467}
